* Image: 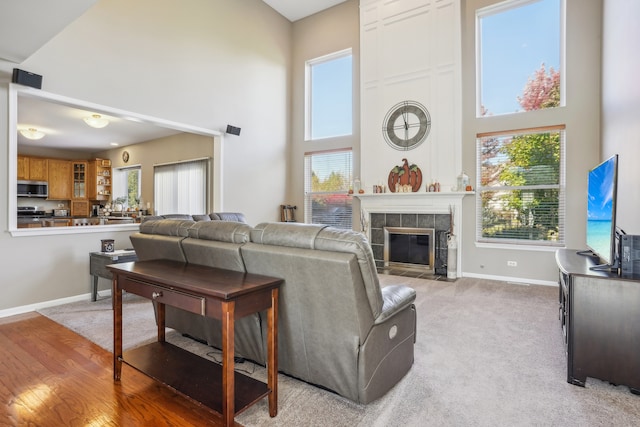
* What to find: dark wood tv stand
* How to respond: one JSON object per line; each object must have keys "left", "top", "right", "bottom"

{"left": 109, "top": 260, "right": 283, "bottom": 426}
{"left": 556, "top": 249, "right": 640, "bottom": 394}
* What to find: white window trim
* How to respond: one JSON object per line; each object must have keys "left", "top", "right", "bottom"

{"left": 304, "top": 48, "right": 353, "bottom": 141}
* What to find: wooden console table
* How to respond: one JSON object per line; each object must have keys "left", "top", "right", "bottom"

{"left": 556, "top": 249, "right": 640, "bottom": 394}
{"left": 108, "top": 260, "right": 282, "bottom": 426}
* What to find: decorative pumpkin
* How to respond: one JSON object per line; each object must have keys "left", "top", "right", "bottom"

{"left": 388, "top": 158, "right": 422, "bottom": 192}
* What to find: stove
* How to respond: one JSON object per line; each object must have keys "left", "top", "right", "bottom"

{"left": 17, "top": 206, "right": 52, "bottom": 219}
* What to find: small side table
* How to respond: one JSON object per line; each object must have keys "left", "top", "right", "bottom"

{"left": 89, "top": 250, "right": 137, "bottom": 301}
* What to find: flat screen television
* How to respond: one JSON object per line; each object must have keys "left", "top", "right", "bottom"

{"left": 585, "top": 154, "right": 619, "bottom": 269}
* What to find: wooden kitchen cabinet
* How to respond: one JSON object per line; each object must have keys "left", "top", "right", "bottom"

{"left": 72, "top": 161, "right": 88, "bottom": 199}
{"left": 71, "top": 200, "right": 90, "bottom": 217}
{"left": 87, "top": 158, "right": 112, "bottom": 201}
{"left": 18, "top": 156, "right": 48, "bottom": 181}
{"left": 47, "top": 159, "right": 72, "bottom": 200}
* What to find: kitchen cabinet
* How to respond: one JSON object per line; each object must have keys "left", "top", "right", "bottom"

{"left": 18, "top": 156, "right": 48, "bottom": 181}
{"left": 87, "top": 158, "right": 112, "bottom": 201}
{"left": 72, "top": 161, "right": 88, "bottom": 199}
{"left": 71, "top": 200, "right": 90, "bottom": 217}
{"left": 47, "top": 159, "right": 72, "bottom": 200}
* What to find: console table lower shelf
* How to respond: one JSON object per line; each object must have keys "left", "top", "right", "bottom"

{"left": 122, "top": 342, "right": 269, "bottom": 414}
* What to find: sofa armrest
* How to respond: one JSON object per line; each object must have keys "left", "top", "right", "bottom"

{"left": 375, "top": 285, "right": 416, "bottom": 324}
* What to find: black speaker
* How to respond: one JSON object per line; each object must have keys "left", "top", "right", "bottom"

{"left": 12, "top": 69, "right": 42, "bottom": 89}
{"left": 226, "top": 125, "right": 241, "bottom": 136}
{"left": 620, "top": 234, "right": 640, "bottom": 278}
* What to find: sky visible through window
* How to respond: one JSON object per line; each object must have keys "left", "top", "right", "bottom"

{"left": 311, "top": 53, "right": 352, "bottom": 140}
{"left": 479, "top": 0, "right": 561, "bottom": 115}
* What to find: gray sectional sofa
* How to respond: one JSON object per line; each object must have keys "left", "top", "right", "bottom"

{"left": 129, "top": 218, "right": 417, "bottom": 404}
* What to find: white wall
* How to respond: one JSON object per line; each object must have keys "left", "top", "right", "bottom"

{"left": 601, "top": 0, "right": 640, "bottom": 236}
{"left": 0, "top": 0, "right": 292, "bottom": 313}
{"left": 359, "top": 0, "right": 461, "bottom": 192}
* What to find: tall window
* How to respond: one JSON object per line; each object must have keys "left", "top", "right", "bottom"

{"left": 112, "top": 166, "right": 141, "bottom": 208}
{"left": 477, "top": 127, "right": 565, "bottom": 245}
{"left": 153, "top": 159, "right": 208, "bottom": 215}
{"left": 476, "top": 0, "right": 565, "bottom": 247}
{"left": 306, "top": 49, "right": 353, "bottom": 140}
{"left": 477, "top": 0, "right": 562, "bottom": 116}
{"left": 304, "top": 150, "right": 352, "bottom": 229}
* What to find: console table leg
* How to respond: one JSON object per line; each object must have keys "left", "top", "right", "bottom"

{"left": 113, "top": 279, "right": 123, "bottom": 381}
{"left": 92, "top": 275, "right": 99, "bottom": 302}
{"left": 267, "top": 288, "right": 279, "bottom": 417}
{"left": 221, "top": 300, "right": 235, "bottom": 427}
{"left": 156, "top": 302, "right": 166, "bottom": 343}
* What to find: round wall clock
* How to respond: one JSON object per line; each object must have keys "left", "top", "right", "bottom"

{"left": 382, "top": 101, "right": 431, "bottom": 151}
{"left": 122, "top": 150, "right": 129, "bottom": 163}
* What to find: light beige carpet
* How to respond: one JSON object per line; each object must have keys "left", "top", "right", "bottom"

{"left": 38, "top": 276, "right": 640, "bottom": 426}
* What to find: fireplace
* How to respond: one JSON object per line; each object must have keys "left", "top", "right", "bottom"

{"left": 369, "top": 212, "right": 450, "bottom": 276}
{"left": 356, "top": 192, "right": 468, "bottom": 278}
{"left": 384, "top": 227, "right": 435, "bottom": 272}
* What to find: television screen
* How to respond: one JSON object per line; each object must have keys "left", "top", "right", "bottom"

{"left": 586, "top": 154, "right": 618, "bottom": 266}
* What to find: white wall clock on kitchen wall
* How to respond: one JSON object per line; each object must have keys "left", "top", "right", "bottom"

{"left": 382, "top": 100, "right": 431, "bottom": 151}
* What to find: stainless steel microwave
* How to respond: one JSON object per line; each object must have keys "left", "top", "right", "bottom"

{"left": 17, "top": 180, "right": 48, "bottom": 198}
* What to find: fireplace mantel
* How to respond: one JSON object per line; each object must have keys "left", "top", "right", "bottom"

{"left": 356, "top": 191, "right": 474, "bottom": 278}
{"left": 356, "top": 191, "right": 472, "bottom": 212}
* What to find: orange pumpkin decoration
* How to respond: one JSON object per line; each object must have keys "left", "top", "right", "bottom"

{"left": 388, "top": 158, "right": 422, "bottom": 192}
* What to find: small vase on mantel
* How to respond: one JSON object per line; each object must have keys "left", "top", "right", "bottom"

{"left": 447, "top": 234, "right": 457, "bottom": 279}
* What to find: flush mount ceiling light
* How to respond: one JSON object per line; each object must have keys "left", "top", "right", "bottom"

{"left": 83, "top": 113, "right": 109, "bottom": 129}
{"left": 19, "top": 127, "right": 45, "bottom": 140}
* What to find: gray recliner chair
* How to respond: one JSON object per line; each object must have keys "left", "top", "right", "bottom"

{"left": 241, "top": 222, "right": 417, "bottom": 404}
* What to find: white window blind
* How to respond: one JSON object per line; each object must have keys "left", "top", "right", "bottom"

{"left": 153, "top": 158, "right": 208, "bottom": 216}
{"left": 476, "top": 126, "right": 565, "bottom": 245}
{"left": 304, "top": 150, "right": 352, "bottom": 229}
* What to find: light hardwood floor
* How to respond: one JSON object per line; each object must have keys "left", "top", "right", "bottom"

{"left": 0, "top": 312, "right": 237, "bottom": 427}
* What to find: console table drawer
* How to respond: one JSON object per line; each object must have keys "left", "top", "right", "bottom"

{"left": 121, "top": 277, "right": 205, "bottom": 315}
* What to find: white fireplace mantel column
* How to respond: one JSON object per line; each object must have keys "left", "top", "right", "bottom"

{"left": 356, "top": 191, "right": 473, "bottom": 277}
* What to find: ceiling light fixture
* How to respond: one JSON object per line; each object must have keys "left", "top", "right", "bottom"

{"left": 83, "top": 114, "right": 109, "bottom": 129}
{"left": 19, "top": 128, "right": 45, "bottom": 140}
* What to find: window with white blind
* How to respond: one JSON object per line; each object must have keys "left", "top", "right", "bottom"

{"left": 153, "top": 158, "right": 208, "bottom": 216}
{"left": 476, "top": 126, "right": 565, "bottom": 245}
{"left": 112, "top": 166, "right": 141, "bottom": 208}
{"left": 304, "top": 150, "right": 352, "bottom": 229}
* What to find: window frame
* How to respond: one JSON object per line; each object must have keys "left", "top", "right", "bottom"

{"left": 112, "top": 165, "right": 141, "bottom": 209}
{"left": 475, "top": 0, "right": 565, "bottom": 118}
{"left": 474, "top": 0, "right": 567, "bottom": 249}
{"left": 475, "top": 125, "right": 566, "bottom": 247}
{"left": 304, "top": 148, "right": 353, "bottom": 230}
{"left": 304, "top": 48, "right": 353, "bottom": 141}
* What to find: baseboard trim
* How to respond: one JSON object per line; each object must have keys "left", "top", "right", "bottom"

{"left": 0, "top": 289, "right": 113, "bottom": 319}
{"left": 462, "top": 272, "right": 558, "bottom": 287}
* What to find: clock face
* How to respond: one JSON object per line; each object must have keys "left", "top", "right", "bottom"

{"left": 383, "top": 101, "right": 431, "bottom": 151}
{"left": 122, "top": 151, "right": 129, "bottom": 163}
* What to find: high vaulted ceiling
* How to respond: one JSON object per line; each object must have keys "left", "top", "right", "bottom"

{"left": 1, "top": 0, "right": 347, "bottom": 152}
{"left": 262, "top": 0, "right": 348, "bottom": 22}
